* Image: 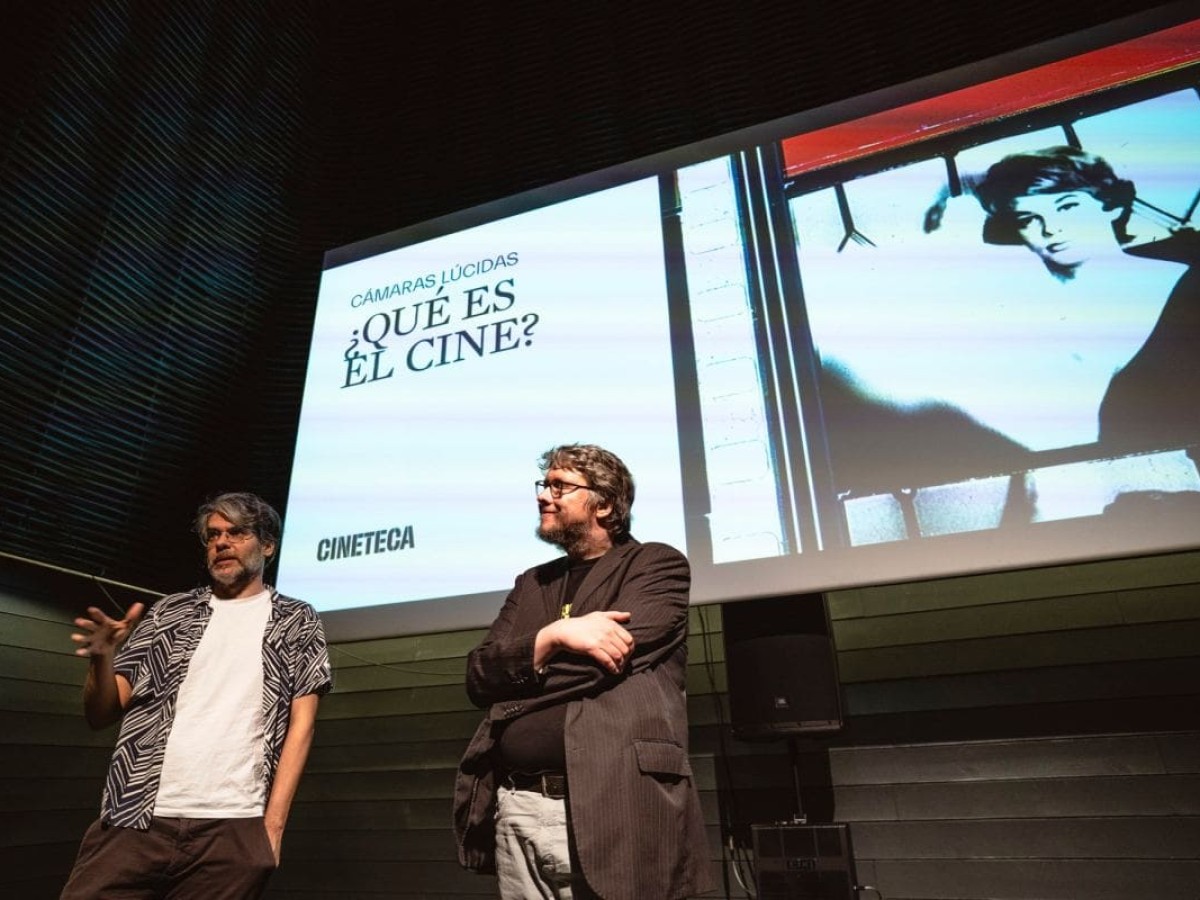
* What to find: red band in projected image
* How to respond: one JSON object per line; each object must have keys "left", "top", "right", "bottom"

{"left": 781, "top": 19, "right": 1200, "bottom": 177}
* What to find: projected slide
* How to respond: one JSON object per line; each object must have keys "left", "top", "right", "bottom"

{"left": 281, "top": 179, "right": 686, "bottom": 611}
{"left": 280, "top": 10, "right": 1200, "bottom": 628}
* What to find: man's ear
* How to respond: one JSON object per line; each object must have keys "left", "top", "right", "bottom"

{"left": 262, "top": 540, "right": 277, "bottom": 562}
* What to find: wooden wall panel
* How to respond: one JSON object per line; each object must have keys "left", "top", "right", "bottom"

{"left": 851, "top": 816, "right": 1200, "bottom": 858}
{"left": 838, "top": 618, "right": 1200, "bottom": 682}
{"left": 835, "top": 773, "right": 1200, "bottom": 820}
{"left": 0, "top": 582, "right": 108, "bottom": 899}
{"left": 866, "top": 859, "right": 1200, "bottom": 899}
{"left": 828, "top": 551, "right": 1200, "bottom": 619}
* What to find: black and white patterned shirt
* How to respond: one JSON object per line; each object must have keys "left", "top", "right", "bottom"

{"left": 101, "top": 586, "right": 333, "bottom": 829}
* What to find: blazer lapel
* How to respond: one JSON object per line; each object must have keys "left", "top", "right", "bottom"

{"left": 568, "top": 538, "right": 640, "bottom": 616}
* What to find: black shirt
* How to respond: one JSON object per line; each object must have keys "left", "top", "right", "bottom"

{"left": 495, "top": 557, "right": 598, "bottom": 774}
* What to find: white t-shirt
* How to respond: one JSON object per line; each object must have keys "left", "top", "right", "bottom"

{"left": 153, "top": 589, "right": 271, "bottom": 817}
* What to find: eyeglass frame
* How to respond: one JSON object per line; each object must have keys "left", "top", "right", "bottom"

{"left": 199, "top": 525, "right": 258, "bottom": 546}
{"left": 535, "top": 478, "right": 594, "bottom": 499}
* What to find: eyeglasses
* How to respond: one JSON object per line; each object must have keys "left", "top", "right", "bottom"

{"left": 535, "top": 479, "right": 592, "bottom": 498}
{"left": 201, "top": 526, "right": 255, "bottom": 546}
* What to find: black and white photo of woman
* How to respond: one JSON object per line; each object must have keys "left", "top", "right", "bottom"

{"left": 972, "top": 145, "right": 1200, "bottom": 456}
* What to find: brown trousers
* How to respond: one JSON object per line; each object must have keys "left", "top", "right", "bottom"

{"left": 60, "top": 816, "right": 276, "bottom": 900}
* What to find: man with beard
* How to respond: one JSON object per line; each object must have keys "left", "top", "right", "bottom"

{"left": 60, "top": 492, "right": 332, "bottom": 900}
{"left": 454, "top": 444, "right": 712, "bottom": 900}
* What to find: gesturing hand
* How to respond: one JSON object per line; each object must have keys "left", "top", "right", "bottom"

{"left": 71, "top": 603, "right": 145, "bottom": 659}
{"left": 547, "top": 610, "right": 634, "bottom": 674}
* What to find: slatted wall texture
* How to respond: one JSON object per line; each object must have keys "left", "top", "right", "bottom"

{"left": 4, "top": 549, "right": 1199, "bottom": 898}
{"left": 0, "top": 0, "right": 324, "bottom": 592}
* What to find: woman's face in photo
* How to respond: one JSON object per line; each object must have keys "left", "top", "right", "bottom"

{"left": 1010, "top": 190, "right": 1122, "bottom": 272}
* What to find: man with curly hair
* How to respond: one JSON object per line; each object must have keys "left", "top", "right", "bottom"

{"left": 454, "top": 444, "right": 712, "bottom": 900}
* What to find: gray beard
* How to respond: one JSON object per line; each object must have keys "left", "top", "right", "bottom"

{"left": 209, "top": 560, "right": 261, "bottom": 598}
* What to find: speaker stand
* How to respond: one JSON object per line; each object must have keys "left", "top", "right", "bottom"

{"left": 787, "top": 736, "right": 808, "bottom": 825}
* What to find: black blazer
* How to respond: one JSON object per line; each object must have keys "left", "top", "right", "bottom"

{"left": 453, "top": 538, "right": 714, "bottom": 900}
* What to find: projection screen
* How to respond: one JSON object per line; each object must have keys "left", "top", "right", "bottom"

{"left": 278, "top": 5, "right": 1200, "bottom": 637}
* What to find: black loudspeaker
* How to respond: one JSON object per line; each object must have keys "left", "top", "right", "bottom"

{"left": 752, "top": 823, "right": 857, "bottom": 899}
{"left": 722, "top": 595, "right": 844, "bottom": 739}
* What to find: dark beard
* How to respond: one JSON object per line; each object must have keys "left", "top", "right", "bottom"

{"left": 536, "top": 519, "right": 591, "bottom": 558}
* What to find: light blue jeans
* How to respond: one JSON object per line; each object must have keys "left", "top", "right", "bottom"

{"left": 494, "top": 785, "right": 598, "bottom": 900}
